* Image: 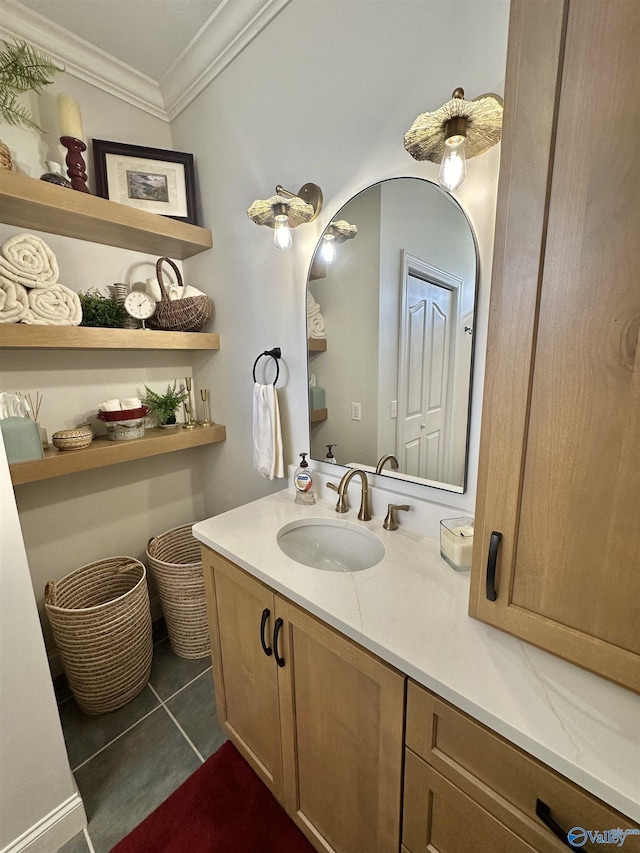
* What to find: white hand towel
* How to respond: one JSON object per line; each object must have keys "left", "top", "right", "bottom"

{"left": 99, "top": 399, "right": 122, "bottom": 412}
{"left": 181, "top": 285, "right": 206, "bottom": 299}
{"left": 252, "top": 382, "right": 284, "bottom": 480}
{"left": 119, "top": 398, "right": 141, "bottom": 410}
{"left": 1, "top": 233, "right": 59, "bottom": 287}
{"left": 0, "top": 275, "right": 29, "bottom": 323}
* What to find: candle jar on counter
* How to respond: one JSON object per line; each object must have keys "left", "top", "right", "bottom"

{"left": 440, "top": 517, "right": 474, "bottom": 571}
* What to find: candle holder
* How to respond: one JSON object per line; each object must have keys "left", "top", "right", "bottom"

{"left": 199, "top": 389, "right": 213, "bottom": 426}
{"left": 182, "top": 377, "right": 198, "bottom": 430}
{"left": 439, "top": 517, "right": 474, "bottom": 571}
{"left": 60, "top": 136, "right": 90, "bottom": 193}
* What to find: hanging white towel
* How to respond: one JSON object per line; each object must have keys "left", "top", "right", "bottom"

{"left": 252, "top": 382, "right": 284, "bottom": 480}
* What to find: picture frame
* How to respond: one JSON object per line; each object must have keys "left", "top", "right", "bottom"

{"left": 92, "top": 139, "right": 198, "bottom": 225}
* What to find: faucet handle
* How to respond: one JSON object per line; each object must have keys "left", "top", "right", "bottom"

{"left": 383, "top": 503, "right": 410, "bottom": 530}
{"left": 327, "top": 479, "right": 349, "bottom": 513}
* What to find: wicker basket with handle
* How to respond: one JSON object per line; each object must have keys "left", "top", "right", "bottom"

{"left": 45, "top": 557, "right": 152, "bottom": 715}
{"left": 146, "top": 523, "right": 210, "bottom": 659}
{"left": 148, "top": 257, "right": 213, "bottom": 332}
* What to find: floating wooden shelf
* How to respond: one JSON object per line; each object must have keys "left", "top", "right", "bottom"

{"left": 310, "top": 408, "right": 328, "bottom": 423}
{"left": 0, "top": 170, "right": 212, "bottom": 259}
{"left": 308, "top": 338, "right": 327, "bottom": 352}
{"left": 0, "top": 324, "right": 219, "bottom": 351}
{"left": 10, "top": 425, "right": 226, "bottom": 485}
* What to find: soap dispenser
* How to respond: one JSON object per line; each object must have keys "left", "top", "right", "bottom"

{"left": 325, "top": 444, "right": 338, "bottom": 464}
{"left": 294, "top": 452, "right": 316, "bottom": 505}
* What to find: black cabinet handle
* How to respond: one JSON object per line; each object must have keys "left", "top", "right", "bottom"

{"left": 260, "top": 608, "right": 272, "bottom": 657}
{"left": 486, "top": 530, "right": 502, "bottom": 601}
{"left": 273, "top": 617, "right": 285, "bottom": 668}
{"left": 536, "top": 799, "right": 581, "bottom": 850}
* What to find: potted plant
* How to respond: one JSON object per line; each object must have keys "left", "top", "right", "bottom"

{"left": 140, "top": 381, "right": 189, "bottom": 427}
{"left": 0, "top": 39, "right": 63, "bottom": 169}
{"left": 79, "top": 290, "right": 127, "bottom": 328}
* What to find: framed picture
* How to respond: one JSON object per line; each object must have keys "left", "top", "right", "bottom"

{"left": 92, "top": 139, "right": 197, "bottom": 225}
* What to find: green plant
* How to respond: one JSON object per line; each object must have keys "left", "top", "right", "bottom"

{"left": 79, "top": 290, "right": 127, "bottom": 328}
{"left": 140, "top": 381, "right": 189, "bottom": 425}
{"left": 0, "top": 39, "right": 63, "bottom": 130}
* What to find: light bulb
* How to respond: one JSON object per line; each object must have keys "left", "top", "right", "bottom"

{"left": 320, "top": 233, "right": 337, "bottom": 264}
{"left": 439, "top": 135, "right": 467, "bottom": 191}
{"left": 273, "top": 213, "right": 292, "bottom": 250}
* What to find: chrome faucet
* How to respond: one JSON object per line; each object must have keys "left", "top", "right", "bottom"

{"left": 328, "top": 468, "right": 372, "bottom": 521}
{"left": 376, "top": 454, "right": 399, "bottom": 474}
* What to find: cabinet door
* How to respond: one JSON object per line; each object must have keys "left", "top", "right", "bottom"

{"left": 275, "top": 596, "right": 405, "bottom": 853}
{"left": 403, "top": 750, "right": 538, "bottom": 853}
{"left": 470, "top": 0, "right": 640, "bottom": 692}
{"left": 202, "top": 549, "right": 284, "bottom": 799}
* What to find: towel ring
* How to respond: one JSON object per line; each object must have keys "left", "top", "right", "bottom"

{"left": 253, "top": 347, "right": 281, "bottom": 385}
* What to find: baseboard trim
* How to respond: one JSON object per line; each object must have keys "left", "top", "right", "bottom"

{"left": 0, "top": 793, "right": 86, "bottom": 853}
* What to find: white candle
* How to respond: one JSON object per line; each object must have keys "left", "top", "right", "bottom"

{"left": 440, "top": 519, "right": 474, "bottom": 570}
{"left": 57, "top": 93, "right": 84, "bottom": 141}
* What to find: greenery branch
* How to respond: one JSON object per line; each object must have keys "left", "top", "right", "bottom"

{"left": 0, "top": 39, "right": 63, "bottom": 130}
{"left": 139, "top": 382, "right": 189, "bottom": 425}
{"left": 79, "top": 290, "right": 128, "bottom": 328}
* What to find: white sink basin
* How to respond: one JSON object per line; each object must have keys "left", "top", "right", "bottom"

{"left": 277, "top": 518, "right": 385, "bottom": 572}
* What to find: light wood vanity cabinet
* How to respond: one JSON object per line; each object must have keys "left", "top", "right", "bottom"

{"left": 403, "top": 682, "right": 639, "bottom": 853}
{"left": 469, "top": 0, "right": 640, "bottom": 691}
{"left": 202, "top": 547, "right": 405, "bottom": 853}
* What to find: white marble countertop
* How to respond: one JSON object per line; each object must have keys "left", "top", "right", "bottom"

{"left": 193, "top": 488, "right": 640, "bottom": 821}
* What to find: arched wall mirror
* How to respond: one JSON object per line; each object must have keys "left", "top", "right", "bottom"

{"left": 306, "top": 177, "right": 478, "bottom": 493}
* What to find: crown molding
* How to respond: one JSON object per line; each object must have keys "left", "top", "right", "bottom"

{"left": 160, "top": 0, "right": 291, "bottom": 121}
{"left": 0, "top": 0, "right": 291, "bottom": 124}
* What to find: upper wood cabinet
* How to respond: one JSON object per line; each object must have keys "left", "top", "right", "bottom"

{"left": 469, "top": 0, "right": 640, "bottom": 693}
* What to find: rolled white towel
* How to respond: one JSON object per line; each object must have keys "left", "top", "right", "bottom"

{"left": 1, "top": 233, "right": 59, "bottom": 287}
{"left": 23, "top": 283, "right": 82, "bottom": 326}
{"left": 0, "top": 275, "right": 29, "bottom": 323}
{"left": 307, "top": 312, "right": 326, "bottom": 339}
{"left": 307, "top": 291, "right": 320, "bottom": 314}
{"left": 99, "top": 399, "right": 122, "bottom": 412}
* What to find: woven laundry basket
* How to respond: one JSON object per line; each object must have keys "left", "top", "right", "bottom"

{"left": 45, "top": 557, "right": 152, "bottom": 715}
{"left": 146, "top": 524, "right": 210, "bottom": 660}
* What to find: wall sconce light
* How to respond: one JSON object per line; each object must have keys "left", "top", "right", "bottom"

{"left": 319, "top": 220, "right": 358, "bottom": 265}
{"left": 247, "top": 183, "right": 323, "bottom": 251}
{"left": 404, "top": 88, "right": 503, "bottom": 192}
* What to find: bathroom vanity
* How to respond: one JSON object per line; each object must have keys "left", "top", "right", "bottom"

{"left": 193, "top": 485, "right": 640, "bottom": 853}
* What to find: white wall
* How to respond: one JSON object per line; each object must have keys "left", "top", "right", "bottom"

{"left": 173, "top": 0, "right": 510, "bottom": 519}
{"left": 0, "top": 431, "right": 86, "bottom": 852}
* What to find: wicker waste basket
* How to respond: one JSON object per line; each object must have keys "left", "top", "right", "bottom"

{"left": 146, "top": 523, "right": 210, "bottom": 660}
{"left": 45, "top": 557, "right": 152, "bottom": 715}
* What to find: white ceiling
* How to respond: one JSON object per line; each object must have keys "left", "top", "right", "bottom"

{"left": 17, "top": 0, "right": 224, "bottom": 81}
{"left": 0, "top": 0, "right": 291, "bottom": 119}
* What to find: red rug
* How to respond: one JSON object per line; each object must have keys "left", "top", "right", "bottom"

{"left": 111, "top": 740, "right": 316, "bottom": 853}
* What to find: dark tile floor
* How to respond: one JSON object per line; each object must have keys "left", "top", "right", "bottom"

{"left": 56, "top": 620, "right": 227, "bottom": 853}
